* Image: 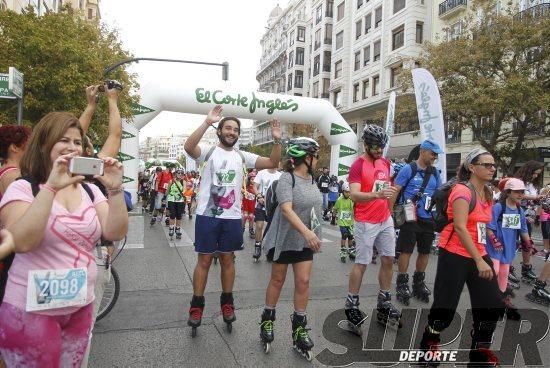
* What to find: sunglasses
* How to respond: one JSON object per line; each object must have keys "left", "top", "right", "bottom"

{"left": 474, "top": 163, "right": 496, "bottom": 169}
{"left": 369, "top": 144, "right": 385, "bottom": 150}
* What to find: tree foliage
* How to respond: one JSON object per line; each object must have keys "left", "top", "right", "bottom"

{"left": 395, "top": 1, "right": 550, "bottom": 174}
{"left": 0, "top": 5, "right": 138, "bottom": 141}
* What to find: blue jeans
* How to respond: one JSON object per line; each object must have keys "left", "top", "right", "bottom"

{"left": 322, "top": 192, "right": 329, "bottom": 210}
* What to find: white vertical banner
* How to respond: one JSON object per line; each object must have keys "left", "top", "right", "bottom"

{"left": 120, "top": 121, "right": 139, "bottom": 204}
{"left": 383, "top": 91, "right": 396, "bottom": 158}
{"left": 412, "top": 68, "right": 447, "bottom": 183}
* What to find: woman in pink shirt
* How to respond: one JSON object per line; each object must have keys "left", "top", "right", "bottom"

{"left": 0, "top": 112, "right": 128, "bottom": 368}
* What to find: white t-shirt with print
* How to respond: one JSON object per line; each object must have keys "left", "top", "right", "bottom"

{"left": 254, "top": 169, "right": 282, "bottom": 197}
{"left": 194, "top": 145, "right": 258, "bottom": 219}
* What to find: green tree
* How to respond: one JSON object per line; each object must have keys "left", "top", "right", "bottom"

{"left": 0, "top": 6, "right": 138, "bottom": 141}
{"left": 395, "top": 2, "right": 550, "bottom": 174}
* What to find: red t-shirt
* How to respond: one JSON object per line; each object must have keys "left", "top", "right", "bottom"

{"left": 439, "top": 184, "right": 492, "bottom": 258}
{"left": 348, "top": 156, "right": 391, "bottom": 224}
{"left": 157, "top": 171, "right": 173, "bottom": 194}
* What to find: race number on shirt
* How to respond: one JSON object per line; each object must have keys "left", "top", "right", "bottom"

{"left": 373, "top": 180, "right": 390, "bottom": 193}
{"left": 502, "top": 214, "right": 521, "bottom": 229}
{"left": 321, "top": 182, "right": 329, "bottom": 188}
{"left": 340, "top": 211, "right": 352, "bottom": 220}
{"left": 215, "top": 169, "right": 237, "bottom": 187}
{"left": 26, "top": 268, "right": 87, "bottom": 312}
{"left": 477, "top": 222, "right": 487, "bottom": 244}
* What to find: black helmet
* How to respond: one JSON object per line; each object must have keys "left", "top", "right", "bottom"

{"left": 286, "top": 137, "right": 320, "bottom": 158}
{"left": 362, "top": 124, "right": 388, "bottom": 147}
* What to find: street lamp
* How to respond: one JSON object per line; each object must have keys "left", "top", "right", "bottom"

{"left": 103, "top": 57, "right": 229, "bottom": 81}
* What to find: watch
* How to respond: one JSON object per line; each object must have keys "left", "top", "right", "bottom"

{"left": 273, "top": 138, "right": 282, "bottom": 145}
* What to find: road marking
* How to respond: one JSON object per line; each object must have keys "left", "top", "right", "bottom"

{"left": 124, "top": 243, "right": 144, "bottom": 249}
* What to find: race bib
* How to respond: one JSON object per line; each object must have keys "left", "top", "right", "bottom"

{"left": 215, "top": 169, "right": 237, "bottom": 187}
{"left": 477, "top": 223, "right": 487, "bottom": 244}
{"left": 373, "top": 180, "right": 390, "bottom": 193}
{"left": 339, "top": 211, "right": 352, "bottom": 220}
{"left": 424, "top": 196, "right": 433, "bottom": 211}
{"left": 502, "top": 214, "right": 521, "bottom": 229}
{"left": 321, "top": 182, "right": 329, "bottom": 188}
{"left": 185, "top": 195, "right": 192, "bottom": 203}
{"left": 26, "top": 268, "right": 87, "bottom": 312}
{"left": 245, "top": 192, "right": 255, "bottom": 200}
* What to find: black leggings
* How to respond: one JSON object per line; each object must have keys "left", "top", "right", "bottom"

{"left": 428, "top": 248, "right": 504, "bottom": 337}
{"left": 168, "top": 201, "right": 184, "bottom": 220}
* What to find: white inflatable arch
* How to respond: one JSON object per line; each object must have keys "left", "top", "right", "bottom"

{"left": 120, "top": 83, "right": 359, "bottom": 200}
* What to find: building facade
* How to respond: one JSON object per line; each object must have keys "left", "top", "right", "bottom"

{"left": 2, "top": 0, "right": 100, "bottom": 20}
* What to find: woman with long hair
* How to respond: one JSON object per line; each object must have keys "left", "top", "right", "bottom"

{"left": 0, "top": 112, "right": 128, "bottom": 367}
{"left": 0, "top": 125, "right": 31, "bottom": 197}
{"left": 419, "top": 148, "right": 504, "bottom": 366}
{"left": 514, "top": 160, "right": 545, "bottom": 284}
{"left": 259, "top": 138, "right": 322, "bottom": 360}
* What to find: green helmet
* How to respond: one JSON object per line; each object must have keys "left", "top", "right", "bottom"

{"left": 286, "top": 137, "right": 320, "bottom": 158}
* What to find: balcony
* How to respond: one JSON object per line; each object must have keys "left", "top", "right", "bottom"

{"left": 514, "top": 3, "right": 549, "bottom": 20}
{"left": 322, "top": 64, "right": 331, "bottom": 72}
{"left": 257, "top": 45, "right": 287, "bottom": 76}
{"left": 439, "top": 0, "right": 467, "bottom": 18}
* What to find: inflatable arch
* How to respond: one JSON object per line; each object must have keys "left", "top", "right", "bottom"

{"left": 119, "top": 83, "right": 359, "bottom": 200}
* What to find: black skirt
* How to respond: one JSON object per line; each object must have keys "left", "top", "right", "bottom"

{"left": 267, "top": 247, "right": 314, "bottom": 264}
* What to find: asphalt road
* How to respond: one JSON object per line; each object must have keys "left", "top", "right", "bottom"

{"left": 89, "top": 211, "right": 549, "bottom": 367}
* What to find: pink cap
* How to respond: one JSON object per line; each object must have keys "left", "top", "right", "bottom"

{"left": 504, "top": 178, "right": 526, "bottom": 191}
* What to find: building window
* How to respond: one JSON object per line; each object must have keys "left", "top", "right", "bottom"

{"left": 447, "top": 21, "right": 461, "bottom": 41}
{"left": 373, "top": 40, "right": 381, "bottom": 61}
{"left": 335, "top": 60, "right": 343, "bottom": 78}
{"left": 353, "top": 83, "right": 360, "bottom": 102}
{"left": 333, "top": 89, "right": 342, "bottom": 107}
{"left": 315, "top": 29, "right": 321, "bottom": 50}
{"left": 335, "top": 30, "right": 344, "bottom": 50}
{"left": 372, "top": 75, "right": 380, "bottom": 95}
{"left": 323, "top": 51, "right": 332, "bottom": 71}
{"left": 326, "top": 0, "right": 334, "bottom": 17}
{"left": 356, "top": 19, "right": 362, "bottom": 40}
{"left": 337, "top": 2, "right": 345, "bottom": 21}
{"left": 362, "top": 79, "right": 369, "bottom": 99}
{"left": 390, "top": 64, "right": 402, "bottom": 88}
{"left": 375, "top": 6, "right": 382, "bottom": 28}
{"left": 354, "top": 51, "right": 361, "bottom": 71}
{"left": 365, "top": 13, "right": 372, "bottom": 34}
{"left": 393, "top": 0, "right": 405, "bottom": 14}
{"left": 288, "top": 51, "right": 294, "bottom": 68}
{"left": 357, "top": 0, "right": 363, "bottom": 9}
{"left": 313, "top": 55, "right": 320, "bottom": 76}
{"left": 322, "top": 78, "right": 330, "bottom": 98}
{"left": 296, "top": 47, "right": 305, "bottom": 65}
{"left": 288, "top": 73, "right": 293, "bottom": 90}
{"left": 295, "top": 70, "right": 304, "bottom": 88}
{"left": 363, "top": 45, "right": 370, "bottom": 66}
{"left": 316, "top": 4, "right": 323, "bottom": 24}
{"left": 0, "top": 0, "right": 6, "bottom": 10}
{"left": 289, "top": 30, "right": 295, "bottom": 46}
{"left": 324, "top": 23, "right": 333, "bottom": 44}
{"left": 392, "top": 25, "right": 404, "bottom": 50}
{"left": 297, "top": 26, "right": 306, "bottom": 42}
{"left": 88, "top": 8, "right": 93, "bottom": 19}
{"left": 416, "top": 21, "right": 423, "bottom": 44}
{"left": 313, "top": 81, "right": 319, "bottom": 98}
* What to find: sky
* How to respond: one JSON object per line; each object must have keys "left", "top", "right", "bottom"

{"left": 100, "top": 0, "right": 290, "bottom": 142}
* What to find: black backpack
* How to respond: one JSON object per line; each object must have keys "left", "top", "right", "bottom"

{"left": 0, "top": 177, "right": 95, "bottom": 304}
{"left": 265, "top": 173, "right": 295, "bottom": 221}
{"left": 430, "top": 180, "right": 476, "bottom": 233}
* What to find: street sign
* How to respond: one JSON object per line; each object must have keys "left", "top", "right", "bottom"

{"left": 539, "top": 147, "right": 550, "bottom": 159}
{"left": 0, "top": 74, "right": 16, "bottom": 99}
{"left": 8, "top": 67, "right": 24, "bottom": 98}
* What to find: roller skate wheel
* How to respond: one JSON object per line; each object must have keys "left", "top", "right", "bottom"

{"left": 304, "top": 350, "right": 313, "bottom": 361}
{"left": 263, "top": 342, "right": 271, "bottom": 354}
{"left": 191, "top": 327, "right": 197, "bottom": 338}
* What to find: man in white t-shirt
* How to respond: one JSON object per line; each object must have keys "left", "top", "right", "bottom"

{"left": 183, "top": 105, "right": 282, "bottom": 331}
{"left": 252, "top": 168, "right": 282, "bottom": 261}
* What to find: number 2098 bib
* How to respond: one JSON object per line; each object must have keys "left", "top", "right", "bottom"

{"left": 26, "top": 268, "right": 88, "bottom": 312}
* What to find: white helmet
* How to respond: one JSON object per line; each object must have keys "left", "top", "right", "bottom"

{"left": 342, "top": 182, "right": 350, "bottom": 191}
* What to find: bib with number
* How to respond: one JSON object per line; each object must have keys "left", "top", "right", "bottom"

{"left": 321, "top": 182, "right": 329, "bottom": 188}
{"left": 339, "top": 211, "right": 352, "bottom": 220}
{"left": 215, "top": 169, "right": 237, "bottom": 187}
{"left": 26, "top": 268, "right": 87, "bottom": 312}
{"left": 502, "top": 214, "right": 521, "bottom": 229}
{"left": 477, "top": 222, "right": 487, "bottom": 244}
{"left": 373, "top": 180, "right": 389, "bottom": 193}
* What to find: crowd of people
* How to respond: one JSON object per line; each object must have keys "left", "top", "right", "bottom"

{"left": 0, "top": 97, "right": 548, "bottom": 366}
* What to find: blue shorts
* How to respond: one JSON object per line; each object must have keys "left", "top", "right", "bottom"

{"left": 194, "top": 215, "right": 244, "bottom": 254}
{"left": 339, "top": 226, "right": 353, "bottom": 240}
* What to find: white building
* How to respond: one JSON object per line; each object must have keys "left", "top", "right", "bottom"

{"left": 2, "top": 0, "right": 101, "bottom": 19}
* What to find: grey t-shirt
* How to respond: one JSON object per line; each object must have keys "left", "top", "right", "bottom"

{"left": 263, "top": 171, "right": 323, "bottom": 261}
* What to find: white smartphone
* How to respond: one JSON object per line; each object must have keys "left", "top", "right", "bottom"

{"left": 69, "top": 157, "right": 104, "bottom": 176}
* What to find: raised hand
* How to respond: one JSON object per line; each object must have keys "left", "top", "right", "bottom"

{"left": 85, "top": 85, "right": 100, "bottom": 106}
{"left": 270, "top": 119, "right": 282, "bottom": 140}
{"left": 206, "top": 105, "right": 223, "bottom": 126}
{"left": 94, "top": 157, "right": 124, "bottom": 189}
{"left": 46, "top": 152, "right": 85, "bottom": 191}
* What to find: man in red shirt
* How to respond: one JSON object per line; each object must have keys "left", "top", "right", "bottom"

{"left": 151, "top": 165, "right": 173, "bottom": 225}
{"left": 343, "top": 124, "right": 401, "bottom": 335}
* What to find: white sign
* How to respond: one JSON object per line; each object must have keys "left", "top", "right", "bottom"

{"left": 8, "top": 67, "right": 24, "bottom": 98}
{"left": 383, "top": 91, "right": 397, "bottom": 157}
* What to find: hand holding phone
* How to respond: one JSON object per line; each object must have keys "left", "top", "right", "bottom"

{"left": 69, "top": 157, "right": 104, "bottom": 177}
